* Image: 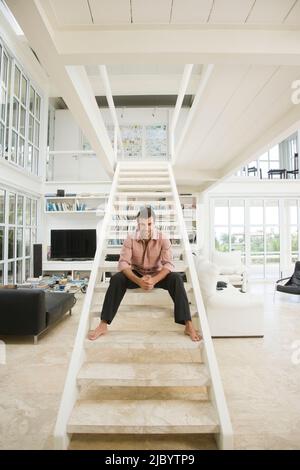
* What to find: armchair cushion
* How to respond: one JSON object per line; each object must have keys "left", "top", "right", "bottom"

{"left": 212, "top": 250, "right": 243, "bottom": 275}
{"left": 0, "top": 288, "right": 46, "bottom": 335}
{"left": 193, "top": 255, "right": 219, "bottom": 305}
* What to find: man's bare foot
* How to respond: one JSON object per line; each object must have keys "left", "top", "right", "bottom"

{"left": 88, "top": 321, "right": 108, "bottom": 340}
{"left": 184, "top": 321, "right": 202, "bottom": 342}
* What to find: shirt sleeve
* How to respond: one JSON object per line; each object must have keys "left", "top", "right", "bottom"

{"left": 118, "top": 235, "right": 132, "bottom": 271}
{"left": 160, "top": 238, "right": 175, "bottom": 272}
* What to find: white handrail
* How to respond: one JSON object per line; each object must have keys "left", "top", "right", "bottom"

{"left": 168, "top": 163, "right": 233, "bottom": 450}
{"left": 53, "top": 163, "right": 120, "bottom": 450}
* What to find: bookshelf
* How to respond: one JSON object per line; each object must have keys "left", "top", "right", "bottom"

{"left": 179, "top": 194, "right": 197, "bottom": 246}
{"left": 45, "top": 194, "right": 109, "bottom": 214}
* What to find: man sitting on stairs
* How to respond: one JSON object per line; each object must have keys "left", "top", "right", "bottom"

{"left": 88, "top": 205, "right": 201, "bottom": 342}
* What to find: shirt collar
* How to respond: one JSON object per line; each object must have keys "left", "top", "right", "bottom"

{"left": 135, "top": 227, "right": 159, "bottom": 240}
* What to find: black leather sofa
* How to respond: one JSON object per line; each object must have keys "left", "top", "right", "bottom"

{"left": 0, "top": 288, "right": 76, "bottom": 343}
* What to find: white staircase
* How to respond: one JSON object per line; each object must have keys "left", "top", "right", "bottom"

{"left": 54, "top": 161, "right": 233, "bottom": 450}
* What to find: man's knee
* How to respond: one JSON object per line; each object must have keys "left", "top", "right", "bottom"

{"left": 110, "top": 271, "right": 127, "bottom": 286}
{"left": 167, "top": 272, "right": 184, "bottom": 284}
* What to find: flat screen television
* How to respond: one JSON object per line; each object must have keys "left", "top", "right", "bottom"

{"left": 50, "top": 229, "right": 96, "bottom": 260}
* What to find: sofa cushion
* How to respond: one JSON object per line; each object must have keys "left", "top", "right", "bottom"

{"left": 212, "top": 251, "right": 242, "bottom": 274}
{"left": 45, "top": 292, "right": 75, "bottom": 326}
{"left": 193, "top": 255, "right": 218, "bottom": 306}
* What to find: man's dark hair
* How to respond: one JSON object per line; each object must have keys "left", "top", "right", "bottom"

{"left": 136, "top": 205, "right": 156, "bottom": 221}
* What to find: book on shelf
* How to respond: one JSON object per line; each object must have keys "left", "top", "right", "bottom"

{"left": 46, "top": 201, "right": 74, "bottom": 211}
{"left": 75, "top": 201, "right": 87, "bottom": 211}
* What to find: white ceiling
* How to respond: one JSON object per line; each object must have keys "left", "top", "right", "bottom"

{"left": 8, "top": 0, "right": 300, "bottom": 189}
{"left": 46, "top": 0, "right": 300, "bottom": 26}
{"left": 176, "top": 64, "right": 300, "bottom": 173}
{"left": 84, "top": 64, "right": 202, "bottom": 96}
{"left": 86, "top": 64, "right": 202, "bottom": 76}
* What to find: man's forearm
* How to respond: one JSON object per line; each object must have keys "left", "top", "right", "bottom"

{"left": 121, "top": 268, "right": 141, "bottom": 285}
{"left": 152, "top": 267, "right": 170, "bottom": 284}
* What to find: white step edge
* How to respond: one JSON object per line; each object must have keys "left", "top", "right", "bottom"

{"left": 90, "top": 305, "right": 197, "bottom": 318}
{"left": 77, "top": 363, "right": 210, "bottom": 387}
{"left": 67, "top": 400, "right": 219, "bottom": 434}
{"left": 109, "top": 221, "right": 179, "bottom": 227}
{"left": 103, "top": 245, "right": 183, "bottom": 253}
{"left": 118, "top": 177, "right": 170, "bottom": 182}
{"left": 113, "top": 201, "right": 175, "bottom": 206}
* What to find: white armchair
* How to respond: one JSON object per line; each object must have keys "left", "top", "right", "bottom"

{"left": 212, "top": 250, "right": 247, "bottom": 292}
{"left": 192, "top": 254, "right": 264, "bottom": 337}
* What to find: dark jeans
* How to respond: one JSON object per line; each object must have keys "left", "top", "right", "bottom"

{"left": 101, "top": 270, "right": 192, "bottom": 325}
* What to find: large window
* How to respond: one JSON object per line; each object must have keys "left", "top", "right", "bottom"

{"left": 0, "top": 44, "right": 9, "bottom": 159}
{"left": 98, "top": 123, "right": 169, "bottom": 160}
{"left": 235, "top": 133, "right": 298, "bottom": 179}
{"left": 212, "top": 198, "right": 281, "bottom": 279}
{"left": 0, "top": 186, "right": 38, "bottom": 285}
{"left": 214, "top": 199, "right": 245, "bottom": 260}
{"left": 0, "top": 36, "right": 42, "bottom": 175}
{"left": 286, "top": 199, "right": 300, "bottom": 266}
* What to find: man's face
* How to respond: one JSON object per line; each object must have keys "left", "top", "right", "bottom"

{"left": 137, "top": 217, "right": 155, "bottom": 239}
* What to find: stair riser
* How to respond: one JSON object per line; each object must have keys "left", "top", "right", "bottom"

{"left": 117, "top": 186, "right": 171, "bottom": 190}
{"left": 109, "top": 222, "right": 179, "bottom": 227}
{"left": 106, "top": 234, "right": 182, "bottom": 240}
{"left": 77, "top": 378, "right": 209, "bottom": 388}
{"left": 116, "top": 194, "right": 173, "bottom": 198}
{"left": 67, "top": 425, "right": 219, "bottom": 434}
{"left": 112, "top": 211, "right": 177, "bottom": 216}
{"left": 84, "top": 348, "right": 203, "bottom": 364}
{"left": 118, "top": 179, "right": 170, "bottom": 183}
{"left": 90, "top": 308, "right": 197, "bottom": 320}
{"left": 113, "top": 201, "right": 175, "bottom": 206}
{"left": 69, "top": 433, "right": 217, "bottom": 450}
{"left": 92, "top": 294, "right": 193, "bottom": 307}
{"left": 77, "top": 385, "right": 209, "bottom": 401}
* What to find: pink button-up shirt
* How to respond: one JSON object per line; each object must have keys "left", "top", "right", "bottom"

{"left": 118, "top": 228, "right": 175, "bottom": 276}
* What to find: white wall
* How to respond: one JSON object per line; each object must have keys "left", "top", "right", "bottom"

{"left": 51, "top": 106, "right": 189, "bottom": 181}
{"left": 53, "top": 110, "right": 110, "bottom": 180}
{"left": 42, "top": 213, "right": 103, "bottom": 263}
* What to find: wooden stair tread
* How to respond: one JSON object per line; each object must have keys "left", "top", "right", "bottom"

{"left": 67, "top": 400, "right": 219, "bottom": 434}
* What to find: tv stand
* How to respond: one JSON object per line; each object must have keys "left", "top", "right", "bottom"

{"left": 43, "top": 260, "right": 93, "bottom": 280}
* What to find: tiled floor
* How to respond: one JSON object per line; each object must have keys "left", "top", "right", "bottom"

{"left": 0, "top": 282, "right": 300, "bottom": 450}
